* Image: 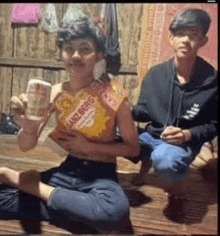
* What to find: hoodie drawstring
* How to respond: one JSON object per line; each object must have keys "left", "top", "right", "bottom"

{"left": 163, "top": 76, "right": 185, "bottom": 129}
{"left": 163, "top": 76, "right": 175, "bottom": 130}
{"left": 175, "top": 90, "right": 184, "bottom": 127}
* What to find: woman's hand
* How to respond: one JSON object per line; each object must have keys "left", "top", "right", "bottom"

{"left": 10, "top": 93, "right": 27, "bottom": 115}
{"left": 161, "top": 126, "right": 192, "bottom": 145}
{"left": 58, "top": 131, "right": 91, "bottom": 154}
{"left": 10, "top": 93, "right": 53, "bottom": 135}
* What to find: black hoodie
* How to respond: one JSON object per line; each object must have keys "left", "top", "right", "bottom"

{"left": 132, "top": 56, "right": 218, "bottom": 147}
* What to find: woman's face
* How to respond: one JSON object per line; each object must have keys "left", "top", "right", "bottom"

{"left": 62, "top": 38, "right": 100, "bottom": 76}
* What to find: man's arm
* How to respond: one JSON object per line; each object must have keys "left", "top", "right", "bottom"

{"left": 189, "top": 122, "right": 218, "bottom": 144}
{"left": 190, "top": 92, "right": 218, "bottom": 144}
{"left": 162, "top": 93, "right": 218, "bottom": 145}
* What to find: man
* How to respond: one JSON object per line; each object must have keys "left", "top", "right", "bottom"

{"left": 132, "top": 8, "right": 218, "bottom": 201}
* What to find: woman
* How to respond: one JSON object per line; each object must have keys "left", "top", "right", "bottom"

{"left": 0, "top": 17, "right": 139, "bottom": 233}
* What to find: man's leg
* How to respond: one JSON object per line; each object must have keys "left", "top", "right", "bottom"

{"left": 132, "top": 132, "right": 160, "bottom": 186}
{"left": 150, "top": 143, "right": 196, "bottom": 197}
{"left": 132, "top": 161, "right": 152, "bottom": 186}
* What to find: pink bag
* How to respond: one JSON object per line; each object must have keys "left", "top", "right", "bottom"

{"left": 11, "top": 4, "right": 43, "bottom": 24}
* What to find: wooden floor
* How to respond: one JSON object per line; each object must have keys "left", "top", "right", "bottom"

{"left": 0, "top": 134, "right": 218, "bottom": 235}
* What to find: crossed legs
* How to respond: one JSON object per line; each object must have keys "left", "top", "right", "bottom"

{"left": 0, "top": 167, "right": 54, "bottom": 202}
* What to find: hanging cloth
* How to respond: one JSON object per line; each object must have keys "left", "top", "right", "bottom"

{"left": 38, "top": 3, "right": 58, "bottom": 33}
{"left": 11, "top": 4, "right": 43, "bottom": 24}
{"left": 62, "top": 4, "right": 86, "bottom": 24}
{"left": 100, "top": 3, "right": 121, "bottom": 75}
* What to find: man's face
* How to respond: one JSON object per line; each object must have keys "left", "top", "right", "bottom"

{"left": 169, "top": 26, "right": 208, "bottom": 59}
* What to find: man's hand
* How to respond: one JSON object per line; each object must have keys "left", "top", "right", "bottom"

{"left": 160, "top": 126, "right": 192, "bottom": 145}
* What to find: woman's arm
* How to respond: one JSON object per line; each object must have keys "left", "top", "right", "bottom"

{"left": 87, "top": 100, "right": 140, "bottom": 158}
{"left": 17, "top": 126, "right": 39, "bottom": 152}
{"left": 11, "top": 94, "right": 54, "bottom": 152}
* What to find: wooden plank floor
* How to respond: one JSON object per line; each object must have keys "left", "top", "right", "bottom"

{"left": 0, "top": 134, "right": 218, "bottom": 235}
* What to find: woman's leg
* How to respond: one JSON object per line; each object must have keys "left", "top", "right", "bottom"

{"left": 0, "top": 167, "right": 58, "bottom": 220}
{"left": 0, "top": 167, "right": 55, "bottom": 202}
{"left": 43, "top": 158, "right": 130, "bottom": 232}
{"left": 0, "top": 157, "right": 131, "bottom": 232}
{"left": 47, "top": 178, "right": 130, "bottom": 231}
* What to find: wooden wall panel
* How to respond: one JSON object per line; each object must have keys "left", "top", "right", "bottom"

{"left": 14, "top": 27, "right": 28, "bottom": 57}
{"left": 118, "top": 4, "right": 143, "bottom": 67}
{"left": 0, "top": 4, "right": 13, "bottom": 119}
{"left": 118, "top": 4, "right": 133, "bottom": 67}
{"left": 14, "top": 25, "right": 46, "bottom": 59}
{"left": 43, "top": 69, "right": 60, "bottom": 85}
{"left": 117, "top": 4, "right": 143, "bottom": 106}
{"left": 12, "top": 68, "right": 30, "bottom": 97}
{"left": 0, "top": 67, "right": 12, "bottom": 115}
{"left": 44, "top": 33, "right": 59, "bottom": 60}
{"left": 0, "top": 4, "right": 13, "bottom": 57}
{"left": 43, "top": 69, "right": 60, "bottom": 127}
{"left": 27, "top": 27, "right": 45, "bottom": 59}
{"left": 59, "top": 70, "right": 70, "bottom": 83}
{"left": 82, "top": 4, "right": 101, "bottom": 19}
{"left": 29, "top": 68, "right": 43, "bottom": 79}
{"left": 115, "top": 74, "right": 139, "bottom": 105}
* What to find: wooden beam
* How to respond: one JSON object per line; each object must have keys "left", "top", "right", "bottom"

{"left": 0, "top": 56, "right": 64, "bottom": 69}
{"left": 0, "top": 56, "right": 137, "bottom": 75}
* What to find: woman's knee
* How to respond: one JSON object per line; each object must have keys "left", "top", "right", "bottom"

{"left": 93, "top": 192, "right": 130, "bottom": 231}
{"left": 105, "top": 191, "right": 129, "bottom": 221}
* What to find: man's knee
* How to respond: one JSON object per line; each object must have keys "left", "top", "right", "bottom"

{"left": 151, "top": 145, "right": 189, "bottom": 183}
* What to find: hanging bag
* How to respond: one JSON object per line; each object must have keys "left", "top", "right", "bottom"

{"left": 62, "top": 4, "right": 85, "bottom": 23}
{"left": 101, "top": 3, "right": 121, "bottom": 75}
{"left": 38, "top": 3, "right": 58, "bottom": 33}
{"left": 11, "top": 4, "right": 43, "bottom": 24}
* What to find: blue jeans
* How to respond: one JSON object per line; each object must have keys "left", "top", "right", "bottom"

{"left": 139, "top": 132, "right": 201, "bottom": 183}
{"left": 0, "top": 156, "right": 131, "bottom": 232}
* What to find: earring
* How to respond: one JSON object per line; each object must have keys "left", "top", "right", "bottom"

{"left": 93, "top": 59, "right": 106, "bottom": 81}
